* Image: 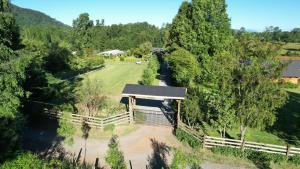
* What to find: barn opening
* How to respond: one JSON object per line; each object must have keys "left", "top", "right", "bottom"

{"left": 122, "top": 84, "right": 187, "bottom": 126}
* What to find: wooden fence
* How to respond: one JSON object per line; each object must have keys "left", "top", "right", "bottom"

{"left": 203, "top": 136, "right": 300, "bottom": 156}
{"left": 43, "top": 111, "right": 131, "bottom": 128}
{"left": 177, "top": 121, "right": 300, "bottom": 156}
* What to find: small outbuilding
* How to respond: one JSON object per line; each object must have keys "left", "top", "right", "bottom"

{"left": 99, "top": 49, "right": 125, "bottom": 57}
{"left": 282, "top": 60, "right": 300, "bottom": 84}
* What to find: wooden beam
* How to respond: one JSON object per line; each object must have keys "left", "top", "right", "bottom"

{"left": 128, "top": 96, "right": 134, "bottom": 124}
{"left": 177, "top": 100, "right": 181, "bottom": 124}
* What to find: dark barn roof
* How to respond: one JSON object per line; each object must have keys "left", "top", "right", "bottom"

{"left": 282, "top": 60, "right": 300, "bottom": 78}
{"left": 122, "top": 84, "right": 187, "bottom": 100}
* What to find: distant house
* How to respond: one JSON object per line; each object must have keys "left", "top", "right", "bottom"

{"left": 282, "top": 60, "right": 300, "bottom": 84}
{"left": 99, "top": 49, "right": 125, "bottom": 57}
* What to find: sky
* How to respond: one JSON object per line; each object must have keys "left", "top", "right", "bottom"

{"left": 11, "top": 0, "right": 300, "bottom": 32}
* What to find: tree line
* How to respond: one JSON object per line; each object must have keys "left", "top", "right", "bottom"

{"left": 166, "top": 0, "right": 288, "bottom": 147}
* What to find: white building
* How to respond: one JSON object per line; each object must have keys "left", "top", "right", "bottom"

{"left": 99, "top": 49, "right": 125, "bottom": 56}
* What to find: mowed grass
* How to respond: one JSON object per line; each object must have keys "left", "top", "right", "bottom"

{"left": 83, "top": 61, "right": 147, "bottom": 95}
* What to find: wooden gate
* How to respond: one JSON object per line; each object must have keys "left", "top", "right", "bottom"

{"left": 134, "top": 109, "right": 174, "bottom": 126}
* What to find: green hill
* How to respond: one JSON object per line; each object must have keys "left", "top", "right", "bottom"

{"left": 10, "top": 4, "right": 68, "bottom": 28}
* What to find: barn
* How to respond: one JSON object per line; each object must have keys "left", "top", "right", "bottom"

{"left": 282, "top": 60, "right": 300, "bottom": 84}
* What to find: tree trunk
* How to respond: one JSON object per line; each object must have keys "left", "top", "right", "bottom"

{"left": 240, "top": 125, "right": 247, "bottom": 151}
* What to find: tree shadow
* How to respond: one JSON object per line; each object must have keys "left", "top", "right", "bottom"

{"left": 247, "top": 151, "right": 272, "bottom": 169}
{"left": 269, "top": 92, "right": 300, "bottom": 145}
{"left": 147, "top": 138, "right": 171, "bottom": 169}
{"left": 81, "top": 119, "right": 91, "bottom": 165}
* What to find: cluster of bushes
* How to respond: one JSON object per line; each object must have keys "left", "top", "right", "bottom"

{"left": 140, "top": 56, "right": 159, "bottom": 85}
{"left": 211, "top": 146, "right": 300, "bottom": 166}
{"left": 0, "top": 152, "right": 92, "bottom": 169}
{"left": 175, "top": 128, "right": 202, "bottom": 148}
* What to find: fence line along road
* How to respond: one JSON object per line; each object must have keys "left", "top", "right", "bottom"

{"left": 203, "top": 135, "right": 300, "bottom": 156}
{"left": 43, "top": 111, "right": 131, "bottom": 128}
{"left": 178, "top": 121, "right": 300, "bottom": 156}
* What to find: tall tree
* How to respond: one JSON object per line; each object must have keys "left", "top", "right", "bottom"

{"left": 168, "top": 0, "right": 233, "bottom": 59}
{"left": 0, "top": 2, "right": 25, "bottom": 160}
{"left": 0, "top": 1, "right": 21, "bottom": 50}
{"left": 168, "top": 1, "right": 195, "bottom": 53}
{"left": 72, "top": 13, "right": 94, "bottom": 50}
{"left": 233, "top": 32, "right": 287, "bottom": 147}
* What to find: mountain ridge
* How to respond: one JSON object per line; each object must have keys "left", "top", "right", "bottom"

{"left": 10, "top": 4, "right": 69, "bottom": 28}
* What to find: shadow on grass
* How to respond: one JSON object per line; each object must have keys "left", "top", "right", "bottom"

{"left": 53, "top": 65, "right": 105, "bottom": 80}
{"left": 270, "top": 92, "right": 300, "bottom": 145}
{"left": 147, "top": 138, "right": 171, "bottom": 169}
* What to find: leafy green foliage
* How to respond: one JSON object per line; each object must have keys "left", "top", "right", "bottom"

{"left": 211, "top": 146, "right": 300, "bottom": 166}
{"left": 175, "top": 128, "right": 202, "bottom": 148}
{"left": 57, "top": 112, "right": 76, "bottom": 146}
{"left": 132, "top": 41, "right": 153, "bottom": 58}
{"left": 0, "top": 7, "right": 26, "bottom": 161}
{"left": 77, "top": 78, "right": 106, "bottom": 116}
{"left": 0, "top": 13, "right": 21, "bottom": 50}
{"left": 166, "top": 48, "right": 200, "bottom": 87}
{"left": 105, "top": 136, "right": 127, "bottom": 169}
{"left": 0, "top": 152, "right": 50, "bottom": 169}
{"left": 170, "top": 149, "right": 200, "bottom": 169}
{"left": 140, "top": 56, "right": 159, "bottom": 85}
{"left": 168, "top": 0, "right": 233, "bottom": 58}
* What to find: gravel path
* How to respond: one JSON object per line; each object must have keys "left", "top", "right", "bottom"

{"left": 63, "top": 125, "right": 180, "bottom": 168}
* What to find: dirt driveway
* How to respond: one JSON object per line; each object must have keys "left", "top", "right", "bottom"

{"left": 63, "top": 125, "right": 180, "bottom": 168}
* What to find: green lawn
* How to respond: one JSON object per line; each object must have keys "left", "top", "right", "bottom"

{"left": 83, "top": 61, "right": 148, "bottom": 95}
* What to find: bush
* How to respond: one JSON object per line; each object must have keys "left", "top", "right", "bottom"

{"left": 104, "top": 124, "right": 116, "bottom": 132}
{"left": 105, "top": 136, "right": 127, "bottom": 169}
{"left": 140, "top": 55, "right": 159, "bottom": 85}
{"left": 85, "top": 56, "right": 105, "bottom": 68}
{"left": 170, "top": 149, "right": 201, "bottom": 169}
{"left": 211, "top": 146, "right": 245, "bottom": 158}
{"left": 175, "top": 128, "right": 201, "bottom": 148}
{"left": 289, "top": 155, "right": 300, "bottom": 165}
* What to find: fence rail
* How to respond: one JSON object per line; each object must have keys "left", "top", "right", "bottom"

{"left": 43, "top": 111, "right": 130, "bottom": 128}
{"left": 177, "top": 121, "right": 300, "bottom": 156}
{"left": 203, "top": 136, "right": 300, "bottom": 156}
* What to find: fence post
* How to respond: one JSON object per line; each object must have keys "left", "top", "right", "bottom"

{"left": 101, "top": 120, "right": 104, "bottom": 131}
{"left": 203, "top": 135, "right": 206, "bottom": 149}
{"left": 286, "top": 144, "right": 291, "bottom": 156}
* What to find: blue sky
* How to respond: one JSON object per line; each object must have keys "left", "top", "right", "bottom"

{"left": 12, "top": 0, "right": 300, "bottom": 31}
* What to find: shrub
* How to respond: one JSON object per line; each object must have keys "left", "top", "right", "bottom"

{"left": 175, "top": 128, "right": 201, "bottom": 148}
{"left": 104, "top": 124, "right": 116, "bottom": 132}
{"left": 170, "top": 149, "right": 201, "bottom": 169}
{"left": 289, "top": 155, "right": 300, "bottom": 165}
{"left": 211, "top": 147, "right": 245, "bottom": 158}
{"left": 105, "top": 136, "right": 127, "bottom": 169}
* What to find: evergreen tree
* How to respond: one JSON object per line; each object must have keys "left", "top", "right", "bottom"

{"left": 105, "top": 136, "right": 127, "bottom": 169}
{"left": 168, "top": 0, "right": 233, "bottom": 59}
{"left": 0, "top": 1, "right": 26, "bottom": 161}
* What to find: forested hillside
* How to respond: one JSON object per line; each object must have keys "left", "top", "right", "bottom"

{"left": 10, "top": 4, "right": 68, "bottom": 27}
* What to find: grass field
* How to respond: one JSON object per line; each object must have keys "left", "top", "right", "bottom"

{"left": 82, "top": 61, "right": 148, "bottom": 96}
{"left": 281, "top": 43, "right": 300, "bottom": 56}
